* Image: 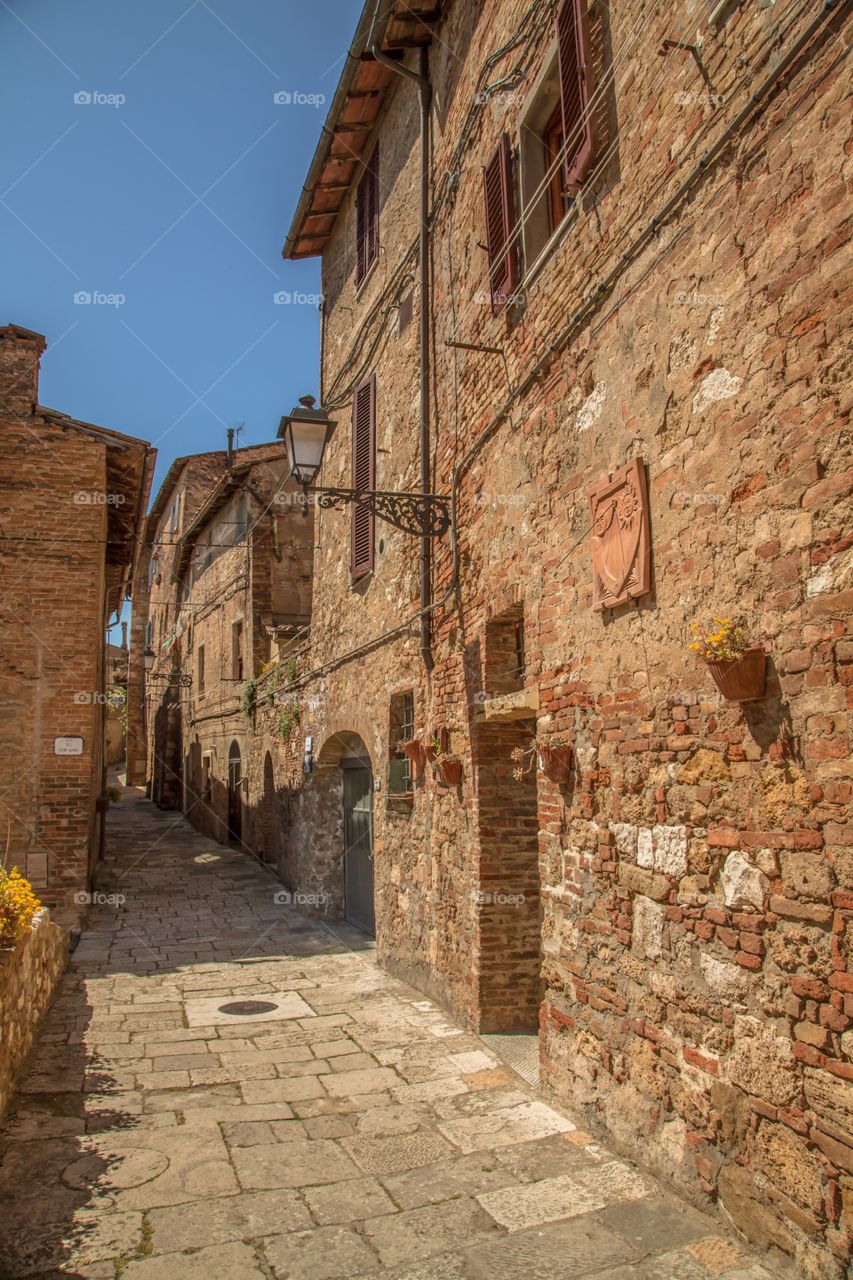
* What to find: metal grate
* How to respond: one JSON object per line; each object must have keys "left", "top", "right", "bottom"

{"left": 481, "top": 1033, "right": 540, "bottom": 1088}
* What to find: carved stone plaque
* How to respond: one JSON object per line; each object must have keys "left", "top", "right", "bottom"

{"left": 587, "top": 458, "right": 651, "bottom": 610}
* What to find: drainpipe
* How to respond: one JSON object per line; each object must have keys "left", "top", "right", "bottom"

{"left": 369, "top": 2, "right": 434, "bottom": 672}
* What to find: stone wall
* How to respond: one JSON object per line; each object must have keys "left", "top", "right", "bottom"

{"left": 270, "top": 2, "right": 852, "bottom": 1276}
{"left": 0, "top": 909, "right": 68, "bottom": 1123}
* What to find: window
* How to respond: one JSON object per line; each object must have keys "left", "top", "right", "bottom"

{"left": 543, "top": 104, "right": 570, "bottom": 235}
{"left": 482, "top": 133, "right": 518, "bottom": 312}
{"left": 234, "top": 495, "right": 247, "bottom": 542}
{"left": 351, "top": 373, "right": 376, "bottom": 579}
{"left": 145, "top": 620, "right": 153, "bottom": 648}
{"left": 168, "top": 491, "right": 182, "bottom": 536}
{"left": 355, "top": 144, "right": 379, "bottom": 287}
{"left": 232, "top": 621, "right": 244, "bottom": 682}
{"left": 517, "top": 0, "right": 596, "bottom": 271}
{"left": 485, "top": 608, "right": 526, "bottom": 695}
{"left": 197, "top": 644, "right": 205, "bottom": 696}
{"left": 389, "top": 691, "right": 416, "bottom": 796}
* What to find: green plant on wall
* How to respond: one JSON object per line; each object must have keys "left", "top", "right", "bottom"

{"left": 277, "top": 703, "right": 299, "bottom": 740}
{"left": 242, "top": 676, "right": 259, "bottom": 720}
{"left": 107, "top": 685, "right": 128, "bottom": 732}
{"left": 265, "top": 665, "right": 280, "bottom": 706}
{"left": 284, "top": 656, "right": 298, "bottom": 686}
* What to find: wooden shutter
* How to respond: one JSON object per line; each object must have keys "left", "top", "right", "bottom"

{"left": 355, "top": 145, "right": 379, "bottom": 286}
{"left": 483, "top": 134, "right": 518, "bottom": 313}
{"left": 351, "top": 373, "right": 375, "bottom": 578}
{"left": 557, "top": 0, "right": 596, "bottom": 193}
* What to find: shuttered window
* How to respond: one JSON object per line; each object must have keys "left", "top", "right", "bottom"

{"left": 557, "top": 0, "right": 596, "bottom": 193}
{"left": 482, "top": 134, "right": 518, "bottom": 312}
{"left": 355, "top": 145, "right": 379, "bottom": 286}
{"left": 351, "top": 373, "right": 376, "bottom": 578}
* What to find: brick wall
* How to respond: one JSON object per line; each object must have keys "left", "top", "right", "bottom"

{"left": 274, "top": 1, "right": 852, "bottom": 1274}
{"left": 0, "top": 325, "right": 150, "bottom": 922}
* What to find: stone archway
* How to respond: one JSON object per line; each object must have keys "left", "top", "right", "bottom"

{"left": 227, "top": 740, "right": 242, "bottom": 846}
{"left": 261, "top": 751, "right": 278, "bottom": 865}
{"left": 313, "top": 731, "right": 374, "bottom": 934}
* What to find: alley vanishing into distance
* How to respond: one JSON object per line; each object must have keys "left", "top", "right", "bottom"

{"left": 0, "top": 787, "right": 781, "bottom": 1280}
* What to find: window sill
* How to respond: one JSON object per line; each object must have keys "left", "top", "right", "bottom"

{"left": 519, "top": 204, "right": 579, "bottom": 297}
{"left": 354, "top": 255, "right": 379, "bottom": 299}
{"left": 387, "top": 792, "right": 414, "bottom": 809}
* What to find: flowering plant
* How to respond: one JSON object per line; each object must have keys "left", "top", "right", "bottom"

{"left": 0, "top": 866, "right": 41, "bottom": 948}
{"left": 689, "top": 618, "right": 750, "bottom": 662}
{"left": 510, "top": 732, "right": 570, "bottom": 782}
{"left": 430, "top": 735, "right": 460, "bottom": 764}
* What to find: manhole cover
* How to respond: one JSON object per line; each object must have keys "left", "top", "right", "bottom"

{"left": 217, "top": 999, "right": 279, "bottom": 1016}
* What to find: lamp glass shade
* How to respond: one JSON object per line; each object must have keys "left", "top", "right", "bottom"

{"left": 143, "top": 647, "right": 155, "bottom": 672}
{"left": 285, "top": 416, "right": 329, "bottom": 485}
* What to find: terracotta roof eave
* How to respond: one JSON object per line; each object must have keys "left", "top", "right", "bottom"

{"left": 36, "top": 405, "right": 151, "bottom": 450}
{"left": 282, "top": 0, "right": 378, "bottom": 260}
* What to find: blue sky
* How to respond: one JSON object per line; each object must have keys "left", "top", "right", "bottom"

{"left": 1, "top": 0, "right": 362, "bottom": 642}
{"left": 1, "top": 0, "right": 361, "bottom": 480}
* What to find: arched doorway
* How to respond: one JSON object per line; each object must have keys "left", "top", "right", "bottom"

{"left": 262, "top": 751, "right": 278, "bottom": 865}
{"left": 316, "top": 731, "right": 375, "bottom": 936}
{"left": 342, "top": 757, "right": 374, "bottom": 934}
{"left": 227, "top": 740, "right": 242, "bottom": 846}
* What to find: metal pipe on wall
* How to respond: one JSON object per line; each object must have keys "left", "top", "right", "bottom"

{"left": 369, "top": 3, "right": 434, "bottom": 672}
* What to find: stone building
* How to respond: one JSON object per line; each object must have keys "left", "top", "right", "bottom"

{"left": 127, "top": 449, "right": 230, "bottom": 800}
{"left": 265, "top": 0, "right": 852, "bottom": 1274}
{"left": 133, "top": 443, "right": 313, "bottom": 860}
{"left": 0, "top": 323, "right": 154, "bottom": 923}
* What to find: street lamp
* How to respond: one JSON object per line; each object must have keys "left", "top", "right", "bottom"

{"left": 142, "top": 646, "right": 192, "bottom": 688}
{"left": 278, "top": 395, "right": 451, "bottom": 538}
{"left": 280, "top": 395, "right": 333, "bottom": 487}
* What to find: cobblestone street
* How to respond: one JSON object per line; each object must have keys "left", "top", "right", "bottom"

{"left": 0, "top": 789, "right": 783, "bottom": 1279}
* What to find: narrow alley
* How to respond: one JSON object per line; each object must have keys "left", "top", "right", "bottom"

{"left": 0, "top": 788, "right": 780, "bottom": 1280}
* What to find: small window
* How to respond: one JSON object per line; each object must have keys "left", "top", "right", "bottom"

{"left": 145, "top": 620, "right": 153, "bottom": 648}
{"left": 355, "top": 144, "right": 379, "bottom": 287}
{"left": 485, "top": 609, "right": 526, "bottom": 695}
{"left": 389, "top": 691, "right": 416, "bottom": 795}
{"left": 234, "top": 495, "right": 247, "bottom": 542}
{"left": 232, "top": 621, "right": 244, "bottom": 682}
{"left": 197, "top": 644, "right": 205, "bottom": 696}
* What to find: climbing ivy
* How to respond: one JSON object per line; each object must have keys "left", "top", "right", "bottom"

{"left": 277, "top": 703, "right": 299, "bottom": 740}
{"left": 242, "top": 676, "right": 259, "bottom": 719}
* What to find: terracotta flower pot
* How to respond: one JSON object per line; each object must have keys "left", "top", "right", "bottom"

{"left": 538, "top": 744, "right": 573, "bottom": 785}
{"left": 399, "top": 740, "right": 425, "bottom": 768}
{"left": 437, "top": 758, "right": 462, "bottom": 786}
{"left": 704, "top": 646, "right": 766, "bottom": 702}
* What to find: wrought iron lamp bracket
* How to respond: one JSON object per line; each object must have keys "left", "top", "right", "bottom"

{"left": 148, "top": 671, "right": 193, "bottom": 688}
{"left": 306, "top": 486, "right": 451, "bottom": 538}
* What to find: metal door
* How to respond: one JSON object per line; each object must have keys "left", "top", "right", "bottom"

{"left": 343, "top": 763, "right": 374, "bottom": 935}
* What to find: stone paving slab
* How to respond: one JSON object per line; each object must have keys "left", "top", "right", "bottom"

{"left": 0, "top": 788, "right": 786, "bottom": 1280}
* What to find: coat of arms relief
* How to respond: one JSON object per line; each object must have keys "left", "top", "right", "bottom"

{"left": 587, "top": 458, "right": 651, "bottom": 610}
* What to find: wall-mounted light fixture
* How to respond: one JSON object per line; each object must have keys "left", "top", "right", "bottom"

{"left": 278, "top": 396, "right": 451, "bottom": 538}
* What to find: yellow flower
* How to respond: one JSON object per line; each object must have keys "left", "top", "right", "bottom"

{"left": 0, "top": 867, "right": 41, "bottom": 948}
